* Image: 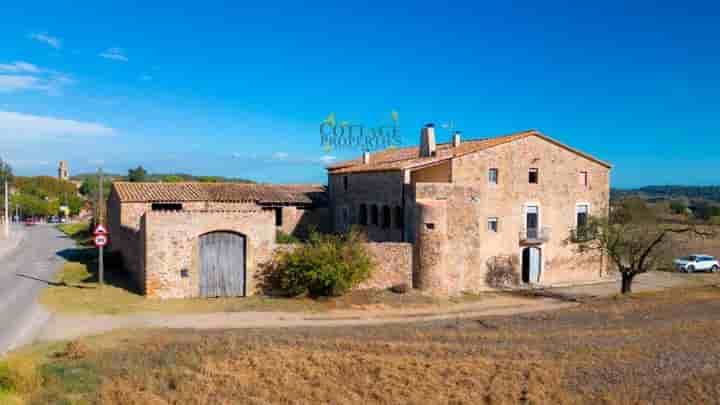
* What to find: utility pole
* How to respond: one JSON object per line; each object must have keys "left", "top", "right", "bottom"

{"left": 98, "top": 167, "right": 104, "bottom": 287}
{"left": 3, "top": 180, "right": 8, "bottom": 238}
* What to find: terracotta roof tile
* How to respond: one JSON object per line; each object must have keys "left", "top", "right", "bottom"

{"left": 327, "top": 130, "right": 610, "bottom": 174}
{"left": 112, "top": 182, "right": 327, "bottom": 205}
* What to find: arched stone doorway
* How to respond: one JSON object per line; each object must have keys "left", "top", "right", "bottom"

{"left": 199, "top": 231, "right": 246, "bottom": 297}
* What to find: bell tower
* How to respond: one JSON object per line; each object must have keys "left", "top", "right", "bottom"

{"left": 58, "top": 160, "right": 69, "bottom": 181}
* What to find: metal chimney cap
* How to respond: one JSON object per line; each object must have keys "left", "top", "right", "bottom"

{"left": 424, "top": 123, "right": 435, "bottom": 128}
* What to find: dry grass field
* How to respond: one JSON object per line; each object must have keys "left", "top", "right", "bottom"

{"left": 3, "top": 285, "right": 720, "bottom": 404}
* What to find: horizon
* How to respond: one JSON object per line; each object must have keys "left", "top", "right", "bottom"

{"left": 2, "top": 2, "right": 719, "bottom": 187}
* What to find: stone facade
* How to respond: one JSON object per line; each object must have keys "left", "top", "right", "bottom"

{"left": 143, "top": 209, "right": 276, "bottom": 298}
{"left": 328, "top": 129, "right": 611, "bottom": 295}
{"left": 107, "top": 183, "right": 332, "bottom": 299}
{"left": 358, "top": 242, "right": 413, "bottom": 290}
{"left": 272, "top": 242, "right": 413, "bottom": 291}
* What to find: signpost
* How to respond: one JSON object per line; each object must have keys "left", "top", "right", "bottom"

{"left": 94, "top": 224, "right": 108, "bottom": 286}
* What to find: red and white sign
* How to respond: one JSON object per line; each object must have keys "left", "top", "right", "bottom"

{"left": 94, "top": 234, "right": 108, "bottom": 247}
{"left": 93, "top": 224, "right": 108, "bottom": 235}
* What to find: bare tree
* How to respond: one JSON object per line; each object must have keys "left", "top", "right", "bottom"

{"left": 571, "top": 199, "right": 715, "bottom": 294}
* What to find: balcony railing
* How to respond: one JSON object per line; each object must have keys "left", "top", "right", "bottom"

{"left": 519, "top": 226, "right": 551, "bottom": 244}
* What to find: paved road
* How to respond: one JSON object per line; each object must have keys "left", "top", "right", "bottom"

{"left": 0, "top": 225, "right": 74, "bottom": 355}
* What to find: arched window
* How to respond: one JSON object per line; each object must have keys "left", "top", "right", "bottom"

{"left": 370, "top": 205, "right": 379, "bottom": 226}
{"left": 394, "top": 206, "right": 404, "bottom": 229}
{"left": 382, "top": 206, "right": 391, "bottom": 228}
{"left": 359, "top": 204, "right": 368, "bottom": 225}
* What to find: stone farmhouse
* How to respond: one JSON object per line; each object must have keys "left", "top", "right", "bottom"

{"left": 107, "top": 183, "right": 329, "bottom": 298}
{"left": 327, "top": 125, "right": 611, "bottom": 295}
{"left": 107, "top": 125, "right": 610, "bottom": 299}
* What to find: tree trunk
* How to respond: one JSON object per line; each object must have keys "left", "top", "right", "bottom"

{"left": 621, "top": 273, "right": 635, "bottom": 294}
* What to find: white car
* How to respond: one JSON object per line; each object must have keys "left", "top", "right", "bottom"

{"left": 673, "top": 255, "right": 719, "bottom": 273}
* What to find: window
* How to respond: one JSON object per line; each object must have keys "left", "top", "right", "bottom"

{"left": 371, "top": 205, "right": 379, "bottom": 225}
{"left": 394, "top": 206, "right": 404, "bottom": 229}
{"left": 151, "top": 203, "right": 182, "bottom": 211}
{"left": 359, "top": 204, "right": 368, "bottom": 225}
{"left": 488, "top": 168, "right": 498, "bottom": 185}
{"left": 579, "top": 171, "right": 588, "bottom": 187}
{"left": 275, "top": 208, "right": 283, "bottom": 226}
{"left": 528, "top": 168, "right": 539, "bottom": 184}
{"left": 343, "top": 176, "right": 348, "bottom": 191}
{"left": 382, "top": 206, "right": 391, "bottom": 228}
{"left": 487, "top": 217, "right": 499, "bottom": 232}
{"left": 342, "top": 207, "right": 349, "bottom": 226}
{"left": 576, "top": 204, "right": 589, "bottom": 239}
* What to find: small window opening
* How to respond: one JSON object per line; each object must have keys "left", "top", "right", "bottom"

{"left": 151, "top": 203, "right": 183, "bottom": 211}
{"left": 487, "top": 217, "right": 499, "bottom": 232}
{"left": 359, "top": 204, "right": 368, "bottom": 225}
{"left": 275, "top": 207, "right": 283, "bottom": 226}
{"left": 528, "top": 168, "right": 539, "bottom": 184}
{"left": 343, "top": 176, "right": 348, "bottom": 191}
{"left": 579, "top": 171, "right": 588, "bottom": 187}
{"left": 425, "top": 223, "right": 435, "bottom": 230}
{"left": 371, "top": 205, "right": 379, "bottom": 226}
{"left": 394, "top": 206, "right": 404, "bottom": 229}
{"left": 382, "top": 206, "right": 391, "bottom": 228}
{"left": 488, "top": 168, "right": 498, "bottom": 184}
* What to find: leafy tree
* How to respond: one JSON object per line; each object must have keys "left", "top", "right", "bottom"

{"left": 693, "top": 201, "right": 720, "bottom": 221}
{"left": 669, "top": 199, "right": 689, "bottom": 215}
{"left": 162, "top": 175, "right": 184, "bottom": 183}
{"left": 127, "top": 166, "right": 147, "bottom": 182}
{"left": 571, "top": 199, "right": 714, "bottom": 294}
{"left": 79, "top": 177, "right": 111, "bottom": 197}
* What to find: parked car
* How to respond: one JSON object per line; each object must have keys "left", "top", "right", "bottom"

{"left": 24, "top": 219, "right": 36, "bottom": 227}
{"left": 673, "top": 255, "right": 719, "bottom": 273}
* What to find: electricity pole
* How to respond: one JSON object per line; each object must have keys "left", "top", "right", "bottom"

{"left": 3, "top": 180, "right": 8, "bottom": 238}
{"left": 98, "top": 167, "right": 104, "bottom": 287}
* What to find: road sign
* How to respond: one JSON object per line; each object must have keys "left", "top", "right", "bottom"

{"left": 94, "top": 234, "right": 108, "bottom": 247}
{"left": 94, "top": 224, "right": 108, "bottom": 235}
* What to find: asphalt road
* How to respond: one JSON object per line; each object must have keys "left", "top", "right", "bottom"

{"left": 0, "top": 224, "right": 74, "bottom": 355}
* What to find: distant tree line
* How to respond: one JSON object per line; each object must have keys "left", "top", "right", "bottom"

{"left": 612, "top": 185, "right": 720, "bottom": 202}
{"left": 72, "top": 165, "right": 254, "bottom": 184}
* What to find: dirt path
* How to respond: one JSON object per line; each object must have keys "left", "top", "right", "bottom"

{"left": 37, "top": 295, "right": 574, "bottom": 342}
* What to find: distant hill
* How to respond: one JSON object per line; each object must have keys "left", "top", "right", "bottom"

{"left": 71, "top": 172, "right": 254, "bottom": 184}
{"left": 611, "top": 185, "right": 720, "bottom": 203}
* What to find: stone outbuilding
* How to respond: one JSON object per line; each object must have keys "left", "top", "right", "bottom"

{"left": 327, "top": 125, "right": 612, "bottom": 295}
{"left": 107, "top": 182, "right": 329, "bottom": 298}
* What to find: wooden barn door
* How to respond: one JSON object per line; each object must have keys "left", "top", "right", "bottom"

{"left": 199, "top": 232, "right": 246, "bottom": 297}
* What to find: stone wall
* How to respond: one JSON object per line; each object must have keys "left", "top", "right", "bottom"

{"left": 410, "top": 135, "right": 610, "bottom": 295}
{"left": 328, "top": 171, "right": 405, "bottom": 242}
{"left": 358, "top": 242, "right": 413, "bottom": 290}
{"left": 273, "top": 242, "right": 413, "bottom": 291}
{"left": 278, "top": 206, "right": 330, "bottom": 237}
{"left": 143, "top": 209, "right": 276, "bottom": 299}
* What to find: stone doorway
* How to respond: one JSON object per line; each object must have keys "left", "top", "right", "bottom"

{"left": 522, "top": 247, "right": 542, "bottom": 284}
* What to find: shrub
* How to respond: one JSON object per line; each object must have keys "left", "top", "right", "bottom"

{"left": 276, "top": 230, "right": 300, "bottom": 244}
{"left": 275, "top": 229, "right": 373, "bottom": 297}
{"left": 485, "top": 255, "right": 520, "bottom": 288}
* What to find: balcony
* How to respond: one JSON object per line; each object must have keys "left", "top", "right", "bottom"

{"left": 519, "top": 226, "right": 551, "bottom": 244}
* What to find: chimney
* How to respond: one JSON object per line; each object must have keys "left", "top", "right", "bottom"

{"left": 452, "top": 131, "right": 462, "bottom": 147}
{"left": 362, "top": 151, "right": 371, "bottom": 164}
{"left": 420, "top": 124, "right": 436, "bottom": 157}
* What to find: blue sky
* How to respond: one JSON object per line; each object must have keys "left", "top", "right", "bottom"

{"left": 0, "top": 1, "right": 718, "bottom": 187}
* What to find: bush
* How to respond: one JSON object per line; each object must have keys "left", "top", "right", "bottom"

{"left": 276, "top": 230, "right": 300, "bottom": 244}
{"left": 485, "top": 255, "right": 520, "bottom": 288}
{"left": 275, "top": 229, "right": 373, "bottom": 297}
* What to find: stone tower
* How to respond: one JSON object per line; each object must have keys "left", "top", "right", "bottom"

{"left": 58, "top": 160, "right": 69, "bottom": 181}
